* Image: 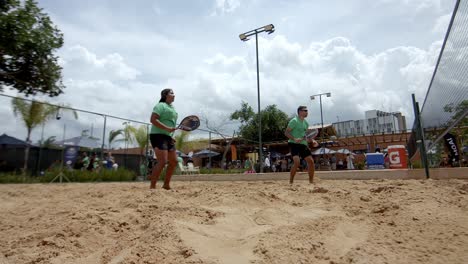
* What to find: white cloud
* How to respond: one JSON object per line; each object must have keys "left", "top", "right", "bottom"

{"left": 433, "top": 13, "right": 451, "bottom": 34}
{"left": 187, "top": 36, "right": 441, "bottom": 127}
{"left": 378, "top": 0, "right": 445, "bottom": 12}
{"left": 2, "top": 0, "right": 456, "bottom": 143}
{"left": 61, "top": 45, "right": 141, "bottom": 81}
{"left": 211, "top": 0, "right": 241, "bottom": 16}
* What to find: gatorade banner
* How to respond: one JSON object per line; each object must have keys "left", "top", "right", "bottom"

{"left": 388, "top": 145, "right": 408, "bottom": 169}
{"left": 443, "top": 133, "right": 460, "bottom": 162}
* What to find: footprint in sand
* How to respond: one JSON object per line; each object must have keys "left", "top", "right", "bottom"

{"left": 175, "top": 206, "right": 328, "bottom": 264}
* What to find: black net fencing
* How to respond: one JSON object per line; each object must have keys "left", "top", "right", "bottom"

{"left": 408, "top": 0, "right": 468, "bottom": 168}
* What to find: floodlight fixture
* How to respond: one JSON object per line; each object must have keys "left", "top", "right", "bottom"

{"left": 310, "top": 92, "right": 332, "bottom": 145}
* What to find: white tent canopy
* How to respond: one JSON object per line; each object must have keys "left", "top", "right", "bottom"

{"left": 311, "top": 148, "right": 336, "bottom": 155}
{"left": 336, "top": 148, "right": 352, "bottom": 154}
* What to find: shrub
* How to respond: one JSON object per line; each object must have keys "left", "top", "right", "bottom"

{"left": 0, "top": 168, "right": 137, "bottom": 184}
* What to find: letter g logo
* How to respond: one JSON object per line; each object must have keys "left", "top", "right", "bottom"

{"left": 389, "top": 151, "right": 400, "bottom": 164}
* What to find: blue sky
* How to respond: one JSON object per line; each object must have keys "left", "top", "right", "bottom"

{"left": 0, "top": 0, "right": 457, "bottom": 144}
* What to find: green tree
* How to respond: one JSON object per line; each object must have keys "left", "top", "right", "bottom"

{"left": 132, "top": 125, "right": 149, "bottom": 164}
{"left": 38, "top": 135, "right": 56, "bottom": 148}
{"left": 11, "top": 98, "right": 78, "bottom": 172}
{"left": 122, "top": 122, "right": 137, "bottom": 148}
{"left": 230, "top": 101, "right": 255, "bottom": 124}
{"left": 0, "top": 0, "right": 65, "bottom": 96}
{"left": 108, "top": 129, "right": 124, "bottom": 149}
{"left": 230, "top": 102, "right": 290, "bottom": 143}
{"left": 174, "top": 131, "right": 189, "bottom": 152}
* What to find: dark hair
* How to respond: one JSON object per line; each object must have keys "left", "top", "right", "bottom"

{"left": 159, "top": 88, "right": 173, "bottom": 103}
{"left": 297, "top": 106, "right": 307, "bottom": 114}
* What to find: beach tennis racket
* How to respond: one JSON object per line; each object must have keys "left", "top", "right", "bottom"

{"left": 177, "top": 115, "right": 200, "bottom": 131}
{"left": 305, "top": 129, "right": 319, "bottom": 147}
{"left": 305, "top": 129, "right": 319, "bottom": 140}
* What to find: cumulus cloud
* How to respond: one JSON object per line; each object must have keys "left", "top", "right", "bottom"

{"left": 60, "top": 45, "right": 141, "bottom": 81}
{"left": 183, "top": 36, "right": 441, "bottom": 128}
{"left": 3, "top": 0, "right": 453, "bottom": 143}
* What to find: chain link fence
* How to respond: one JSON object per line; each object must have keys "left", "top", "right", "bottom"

{"left": 408, "top": 0, "right": 468, "bottom": 170}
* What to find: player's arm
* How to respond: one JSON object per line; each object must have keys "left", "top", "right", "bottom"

{"left": 150, "top": 112, "right": 175, "bottom": 132}
{"left": 284, "top": 127, "right": 302, "bottom": 143}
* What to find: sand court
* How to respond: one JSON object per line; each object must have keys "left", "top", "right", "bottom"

{"left": 0, "top": 178, "right": 467, "bottom": 264}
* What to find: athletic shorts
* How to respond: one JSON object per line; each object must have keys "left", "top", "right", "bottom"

{"left": 288, "top": 143, "right": 312, "bottom": 159}
{"left": 150, "top": 134, "right": 175, "bottom": 151}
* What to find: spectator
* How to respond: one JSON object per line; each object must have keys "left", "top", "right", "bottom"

{"left": 346, "top": 153, "right": 355, "bottom": 170}
{"left": 105, "top": 152, "right": 115, "bottom": 170}
{"left": 338, "top": 158, "right": 344, "bottom": 170}
{"left": 330, "top": 154, "right": 337, "bottom": 170}
{"left": 81, "top": 152, "right": 90, "bottom": 171}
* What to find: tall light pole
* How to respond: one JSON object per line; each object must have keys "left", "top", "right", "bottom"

{"left": 310, "top": 92, "right": 331, "bottom": 146}
{"left": 239, "top": 24, "right": 275, "bottom": 173}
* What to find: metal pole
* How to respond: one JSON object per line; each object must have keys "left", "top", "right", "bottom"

{"left": 209, "top": 131, "right": 212, "bottom": 171}
{"left": 320, "top": 95, "right": 324, "bottom": 146}
{"left": 60, "top": 124, "right": 66, "bottom": 183}
{"left": 411, "top": 94, "right": 429, "bottom": 179}
{"left": 37, "top": 123, "right": 45, "bottom": 175}
{"left": 100, "top": 115, "right": 107, "bottom": 162}
{"left": 255, "top": 33, "right": 263, "bottom": 173}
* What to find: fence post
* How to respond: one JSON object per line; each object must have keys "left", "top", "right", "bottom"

{"left": 412, "top": 94, "right": 429, "bottom": 179}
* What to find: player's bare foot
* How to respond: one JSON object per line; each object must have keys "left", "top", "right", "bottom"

{"left": 162, "top": 185, "right": 171, "bottom": 190}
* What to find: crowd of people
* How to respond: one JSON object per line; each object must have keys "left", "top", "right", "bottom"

{"left": 72, "top": 152, "right": 118, "bottom": 172}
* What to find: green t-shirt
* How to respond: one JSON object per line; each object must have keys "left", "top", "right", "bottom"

{"left": 287, "top": 116, "right": 309, "bottom": 146}
{"left": 150, "top": 102, "right": 178, "bottom": 136}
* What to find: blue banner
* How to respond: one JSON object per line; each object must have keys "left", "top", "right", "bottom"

{"left": 64, "top": 146, "right": 79, "bottom": 167}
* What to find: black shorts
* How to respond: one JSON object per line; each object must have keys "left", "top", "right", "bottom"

{"left": 288, "top": 143, "right": 312, "bottom": 159}
{"left": 150, "top": 134, "right": 175, "bottom": 151}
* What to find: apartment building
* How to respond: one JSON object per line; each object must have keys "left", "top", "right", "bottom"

{"left": 333, "top": 110, "right": 407, "bottom": 137}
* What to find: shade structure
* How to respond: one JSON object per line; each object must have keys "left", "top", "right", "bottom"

{"left": 0, "top": 134, "right": 30, "bottom": 147}
{"left": 54, "top": 136, "right": 100, "bottom": 149}
{"left": 336, "top": 148, "right": 352, "bottom": 154}
{"left": 311, "top": 147, "right": 336, "bottom": 155}
{"left": 193, "top": 149, "right": 220, "bottom": 158}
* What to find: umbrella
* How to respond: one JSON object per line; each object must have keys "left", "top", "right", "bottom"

{"left": 193, "top": 149, "right": 220, "bottom": 158}
{"left": 176, "top": 150, "right": 190, "bottom": 158}
{"left": 336, "top": 148, "right": 352, "bottom": 154}
{"left": 312, "top": 148, "right": 336, "bottom": 155}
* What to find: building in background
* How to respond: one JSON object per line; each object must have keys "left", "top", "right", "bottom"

{"left": 333, "top": 110, "right": 407, "bottom": 137}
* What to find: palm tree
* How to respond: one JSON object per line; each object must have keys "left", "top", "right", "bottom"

{"left": 132, "top": 125, "right": 149, "bottom": 164}
{"left": 174, "top": 131, "right": 190, "bottom": 153}
{"left": 38, "top": 136, "right": 57, "bottom": 148}
{"left": 174, "top": 131, "right": 207, "bottom": 155}
{"left": 12, "top": 98, "right": 78, "bottom": 173}
{"left": 108, "top": 129, "right": 124, "bottom": 149}
{"left": 122, "top": 122, "right": 137, "bottom": 148}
